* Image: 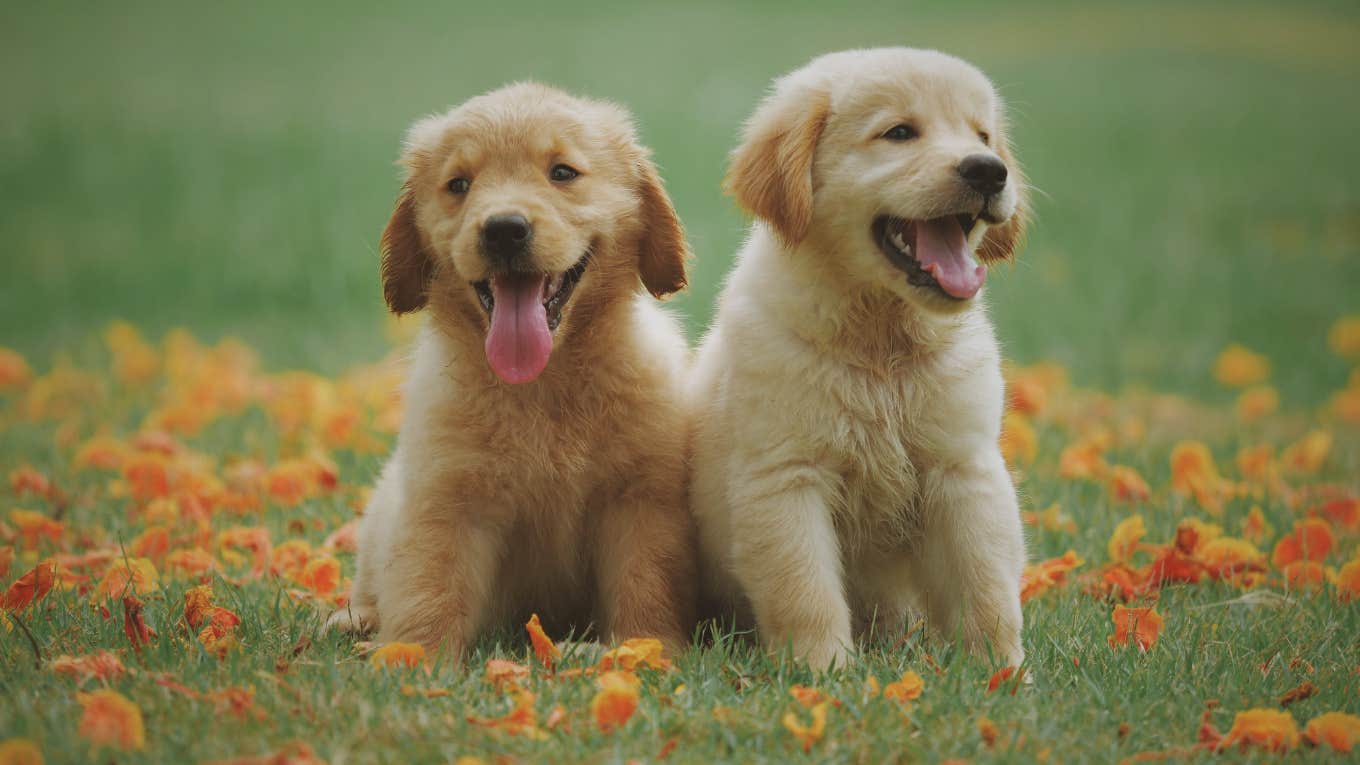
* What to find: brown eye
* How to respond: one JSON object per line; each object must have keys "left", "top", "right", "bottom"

{"left": 550, "top": 164, "right": 579, "bottom": 182}
{"left": 447, "top": 177, "right": 470, "bottom": 194}
{"left": 978, "top": 130, "right": 992, "bottom": 145}
{"left": 881, "top": 124, "right": 919, "bottom": 142}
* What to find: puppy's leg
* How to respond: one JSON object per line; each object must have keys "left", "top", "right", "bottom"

{"left": 913, "top": 451, "right": 1025, "bottom": 666}
{"left": 730, "top": 466, "right": 851, "bottom": 671}
{"left": 594, "top": 475, "right": 697, "bottom": 656}
{"left": 327, "top": 459, "right": 402, "bottom": 635}
{"left": 376, "top": 482, "right": 508, "bottom": 659}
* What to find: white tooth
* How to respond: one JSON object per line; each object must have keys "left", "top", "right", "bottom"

{"left": 890, "top": 231, "right": 908, "bottom": 252}
{"left": 544, "top": 273, "right": 564, "bottom": 301}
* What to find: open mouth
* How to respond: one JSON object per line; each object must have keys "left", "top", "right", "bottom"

{"left": 471, "top": 252, "right": 590, "bottom": 385}
{"left": 872, "top": 214, "right": 986, "bottom": 301}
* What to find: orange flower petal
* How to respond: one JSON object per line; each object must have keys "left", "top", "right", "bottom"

{"left": 1108, "top": 516, "right": 1146, "bottom": 564}
{"left": 598, "top": 638, "right": 670, "bottom": 672}
{"left": 76, "top": 689, "right": 146, "bottom": 751}
{"left": 2, "top": 561, "right": 56, "bottom": 610}
{"left": 1218, "top": 708, "right": 1299, "bottom": 752}
{"left": 0, "top": 738, "right": 43, "bottom": 765}
{"left": 781, "top": 701, "right": 828, "bottom": 752}
{"left": 1271, "top": 518, "right": 1335, "bottom": 568}
{"left": 882, "top": 671, "right": 924, "bottom": 702}
{"left": 590, "top": 670, "right": 641, "bottom": 732}
{"left": 1304, "top": 712, "right": 1360, "bottom": 753}
{"left": 525, "top": 613, "right": 560, "bottom": 668}
{"left": 369, "top": 642, "right": 428, "bottom": 671}
{"left": 1108, "top": 605, "right": 1163, "bottom": 651}
{"left": 50, "top": 650, "right": 127, "bottom": 684}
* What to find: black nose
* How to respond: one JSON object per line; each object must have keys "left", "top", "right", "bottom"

{"left": 957, "top": 154, "right": 1008, "bottom": 197}
{"left": 481, "top": 213, "right": 533, "bottom": 263}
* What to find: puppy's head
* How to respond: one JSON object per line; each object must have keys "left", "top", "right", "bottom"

{"left": 727, "top": 48, "right": 1026, "bottom": 313}
{"left": 382, "top": 83, "right": 689, "bottom": 384}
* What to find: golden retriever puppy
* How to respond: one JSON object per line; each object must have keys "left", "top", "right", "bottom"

{"left": 691, "top": 49, "right": 1028, "bottom": 670}
{"left": 329, "top": 83, "right": 697, "bottom": 658}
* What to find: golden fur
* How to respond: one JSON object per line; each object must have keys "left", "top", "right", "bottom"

{"left": 330, "top": 83, "right": 697, "bottom": 657}
{"left": 691, "top": 49, "right": 1029, "bottom": 669}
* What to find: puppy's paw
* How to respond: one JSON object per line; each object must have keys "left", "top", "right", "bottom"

{"left": 801, "top": 639, "right": 852, "bottom": 673}
{"left": 324, "top": 605, "right": 377, "bottom": 635}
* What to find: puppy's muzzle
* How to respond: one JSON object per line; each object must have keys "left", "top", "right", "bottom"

{"left": 481, "top": 213, "right": 534, "bottom": 270}
{"left": 957, "top": 154, "right": 1008, "bottom": 198}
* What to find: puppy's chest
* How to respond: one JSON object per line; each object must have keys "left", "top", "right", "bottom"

{"left": 815, "top": 370, "right": 946, "bottom": 545}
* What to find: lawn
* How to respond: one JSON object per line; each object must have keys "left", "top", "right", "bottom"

{"left": 2, "top": 0, "right": 1359, "bottom": 762}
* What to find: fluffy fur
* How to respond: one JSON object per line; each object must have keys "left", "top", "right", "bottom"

{"left": 330, "top": 83, "right": 698, "bottom": 657}
{"left": 691, "top": 48, "right": 1029, "bottom": 670}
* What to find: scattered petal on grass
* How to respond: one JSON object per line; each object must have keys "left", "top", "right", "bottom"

{"left": 978, "top": 716, "right": 1000, "bottom": 748}
{"left": 50, "top": 651, "right": 127, "bottom": 684}
{"left": 1214, "top": 344, "right": 1270, "bottom": 387}
{"left": 1021, "top": 503, "right": 1076, "bottom": 533}
{"left": 1240, "top": 505, "right": 1274, "bottom": 543}
{"left": 297, "top": 556, "right": 341, "bottom": 595}
{"left": 1109, "top": 605, "right": 1163, "bottom": 651}
{"left": 97, "top": 558, "right": 160, "bottom": 599}
{"left": 1235, "top": 385, "right": 1279, "bottom": 421}
{"left": 467, "top": 687, "right": 545, "bottom": 739}
{"left": 1279, "top": 681, "right": 1317, "bottom": 707}
{"left": 7, "top": 510, "right": 62, "bottom": 550}
{"left": 598, "top": 638, "right": 670, "bottom": 672}
{"left": 789, "top": 685, "right": 831, "bottom": 708}
{"left": 1304, "top": 712, "right": 1360, "bottom": 753}
{"left": 1217, "top": 708, "right": 1299, "bottom": 752}
{"left": 368, "top": 642, "right": 427, "bottom": 672}
{"left": 1271, "top": 518, "right": 1334, "bottom": 568}
{"left": 1021, "top": 550, "right": 1084, "bottom": 603}
{"left": 782, "top": 701, "right": 828, "bottom": 752}
{"left": 2, "top": 562, "right": 56, "bottom": 611}
{"left": 1108, "top": 516, "right": 1146, "bottom": 564}
{"left": 1280, "top": 430, "right": 1332, "bottom": 474}
{"left": 1338, "top": 560, "right": 1360, "bottom": 602}
{"left": 999, "top": 413, "right": 1037, "bottom": 465}
{"left": 1059, "top": 440, "right": 1107, "bottom": 480}
{"left": 0, "top": 347, "right": 32, "bottom": 390}
{"left": 882, "top": 671, "right": 924, "bottom": 702}
{"left": 1319, "top": 496, "right": 1359, "bottom": 531}
{"left": 591, "top": 671, "right": 641, "bottom": 732}
{"left": 76, "top": 689, "right": 145, "bottom": 751}
{"left": 0, "top": 739, "right": 43, "bottom": 765}
{"left": 525, "top": 613, "right": 560, "bottom": 668}
{"left": 1108, "top": 465, "right": 1151, "bottom": 503}
{"left": 121, "top": 595, "right": 156, "bottom": 651}
{"left": 987, "top": 666, "right": 1025, "bottom": 695}
{"left": 484, "top": 659, "right": 530, "bottom": 690}
{"left": 1327, "top": 315, "right": 1360, "bottom": 358}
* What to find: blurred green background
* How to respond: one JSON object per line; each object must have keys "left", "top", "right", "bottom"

{"left": 2, "top": 0, "right": 1357, "bottom": 402}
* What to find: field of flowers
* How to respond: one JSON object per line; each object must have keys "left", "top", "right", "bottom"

{"left": 1, "top": 318, "right": 1358, "bottom": 763}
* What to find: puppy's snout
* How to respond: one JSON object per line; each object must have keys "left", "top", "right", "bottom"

{"left": 957, "top": 154, "right": 1008, "bottom": 197}
{"left": 481, "top": 213, "right": 534, "bottom": 265}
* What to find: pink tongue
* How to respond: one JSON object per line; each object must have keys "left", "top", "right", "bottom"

{"left": 915, "top": 217, "right": 986, "bottom": 299}
{"left": 484, "top": 274, "right": 552, "bottom": 384}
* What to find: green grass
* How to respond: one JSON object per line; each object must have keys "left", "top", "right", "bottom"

{"left": 2, "top": 0, "right": 1359, "bottom": 762}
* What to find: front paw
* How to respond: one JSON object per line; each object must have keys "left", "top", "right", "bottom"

{"left": 797, "top": 636, "right": 852, "bottom": 672}
{"left": 325, "top": 605, "right": 377, "bottom": 635}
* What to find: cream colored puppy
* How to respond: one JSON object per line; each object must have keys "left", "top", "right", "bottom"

{"left": 329, "top": 83, "right": 697, "bottom": 658}
{"left": 691, "top": 48, "right": 1028, "bottom": 670}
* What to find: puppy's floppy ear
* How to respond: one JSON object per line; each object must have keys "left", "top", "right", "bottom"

{"left": 380, "top": 182, "right": 434, "bottom": 314}
{"left": 724, "top": 82, "right": 829, "bottom": 246}
{"left": 977, "top": 138, "right": 1028, "bottom": 262}
{"left": 635, "top": 156, "right": 691, "bottom": 298}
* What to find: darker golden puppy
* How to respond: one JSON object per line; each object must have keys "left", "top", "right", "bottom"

{"left": 331, "top": 83, "right": 697, "bottom": 658}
